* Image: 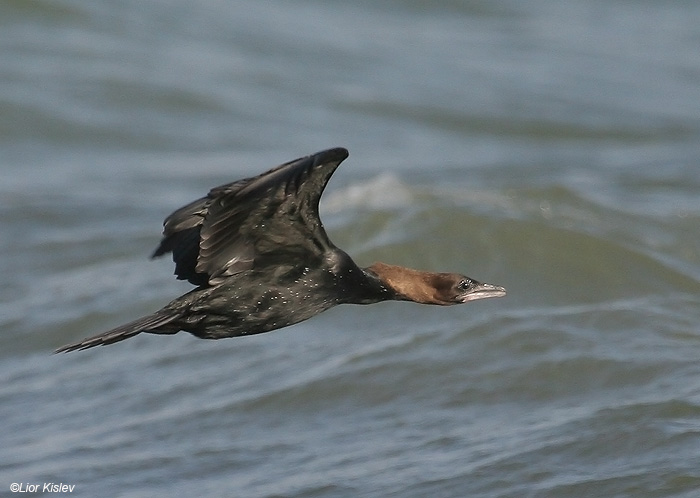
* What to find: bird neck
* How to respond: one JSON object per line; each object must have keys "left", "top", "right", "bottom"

{"left": 364, "top": 262, "right": 445, "bottom": 305}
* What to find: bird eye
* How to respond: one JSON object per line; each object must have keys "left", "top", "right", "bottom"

{"left": 457, "top": 279, "right": 471, "bottom": 292}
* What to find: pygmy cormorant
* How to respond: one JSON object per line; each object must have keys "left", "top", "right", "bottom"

{"left": 56, "top": 148, "right": 505, "bottom": 352}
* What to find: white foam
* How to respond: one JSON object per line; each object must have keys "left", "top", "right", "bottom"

{"left": 322, "top": 173, "right": 414, "bottom": 212}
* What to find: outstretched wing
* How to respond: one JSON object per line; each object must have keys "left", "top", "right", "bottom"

{"left": 152, "top": 147, "right": 349, "bottom": 286}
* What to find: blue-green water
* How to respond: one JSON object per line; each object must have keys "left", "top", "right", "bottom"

{"left": 2, "top": 1, "right": 700, "bottom": 497}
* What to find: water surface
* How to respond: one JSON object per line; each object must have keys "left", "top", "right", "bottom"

{"left": 2, "top": 1, "right": 700, "bottom": 497}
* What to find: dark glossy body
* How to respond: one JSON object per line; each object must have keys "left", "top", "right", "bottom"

{"left": 162, "top": 248, "right": 393, "bottom": 339}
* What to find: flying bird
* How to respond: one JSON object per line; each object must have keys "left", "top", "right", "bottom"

{"left": 56, "top": 148, "right": 505, "bottom": 353}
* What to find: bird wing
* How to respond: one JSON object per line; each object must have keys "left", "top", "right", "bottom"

{"left": 152, "top": 147, "right": 349, "bottom": 286}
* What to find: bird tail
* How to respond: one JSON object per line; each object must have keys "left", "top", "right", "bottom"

{"left": 55, "top": 310, "right": 181, "bottom": 353}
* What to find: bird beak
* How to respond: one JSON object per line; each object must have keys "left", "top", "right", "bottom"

{"left": 460, "top": 282, "right": 507, "bottom": 302}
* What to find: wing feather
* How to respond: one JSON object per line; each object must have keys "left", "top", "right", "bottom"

{"left": 152, "top": 147, "right": 349, "bottom": 286}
